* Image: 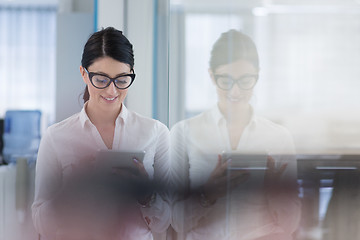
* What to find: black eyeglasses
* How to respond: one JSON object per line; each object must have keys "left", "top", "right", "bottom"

{"left": 214, "top": 74, "right": 258, "bottom": 90}
{"left": 84, "top": 68, "right": 136, "bottom": 90}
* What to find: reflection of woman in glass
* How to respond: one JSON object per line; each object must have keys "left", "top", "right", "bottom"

{"left": 32, "top": 27, "right": 170, "bottom": 240}
{"left": 171, "top": 30, "right": 301, "bottom": 240}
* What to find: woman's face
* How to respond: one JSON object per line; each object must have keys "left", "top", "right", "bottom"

{"left": 211, "top": 59, "right": 258, "bottom": 108}
{"left": 80, "top": 56, "right": 132, "bottom": 113}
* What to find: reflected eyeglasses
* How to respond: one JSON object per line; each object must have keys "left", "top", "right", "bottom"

{"left": 84, "top": 68, "right": 136, "bottom": 90}
{"left": 214, "top": 74, "right": 258, "bottom": 90}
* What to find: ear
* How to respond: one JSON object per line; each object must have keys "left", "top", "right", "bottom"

{"left": 208, "top": 68, "right": 216, "bottom": 85}
{"left": 80, "top": 66, "right": 88, "bottom": 84}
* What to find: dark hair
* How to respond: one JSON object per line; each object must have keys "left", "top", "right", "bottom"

{"left": 81, "top": 27, "right": 134, "bottom": 103}
{"left": 209, "top": 29, "right": 259, "bottom": 73}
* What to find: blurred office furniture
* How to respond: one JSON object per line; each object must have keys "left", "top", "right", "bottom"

{"left": 0, "top": 161, "right": 37, "bottom": 240}
{"left": 0, "top": 119, "right": 3, "bottom": 164}
{"left": 297, "top": 155, "right": 360, "bottom": 240}
{"left": 321, "top": 157, "right": 360, "bottom": 240}
{"left": 0, "top": 111, "right": 39, "bottom": 240}
{"left": 16, "top": 158, "right": 29, "bottom": 223}
{"left": 2, "top": 110, "right": 41, "bottom": 164}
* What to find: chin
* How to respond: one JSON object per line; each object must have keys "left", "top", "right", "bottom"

{"left": 221, "top": 100, "right": 249, "bottom": 111}
{"left": 98, "top": 100, "right": 121, "bottom": 109}
{"left": 229, "top": 102, "right": 248, "bottom": 109}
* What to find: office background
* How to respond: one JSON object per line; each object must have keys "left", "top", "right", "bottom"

{"left": 1, "top": 0, "right": 359, "bottom": 153}
{"left": 1, "top": 0, "right": 360, "bottom": 239}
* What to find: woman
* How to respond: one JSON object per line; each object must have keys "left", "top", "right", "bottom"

{"left": 170, "top": 30, "right": 301, "bottom": 240}
{"left": 32, "top": 27, "right": 171, "bottom": 240}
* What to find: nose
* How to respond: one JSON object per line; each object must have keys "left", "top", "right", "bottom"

{"left": 105, "top": 81, "right": 118, "bottom": 95}
{"left": 229, "top": 83, "right": 242, "bottom": 96}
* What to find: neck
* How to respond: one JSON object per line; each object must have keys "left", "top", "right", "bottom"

{"left": 85, "top": 101, "right": 121, "bottom": 126}
{"left": 218, "top": 102, "right": 252, "bottom": 126}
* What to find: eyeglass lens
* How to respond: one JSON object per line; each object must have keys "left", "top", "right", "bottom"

{"left": 216, "top": 75, "right": 257, "bottom": 90}
{"left": 91, "top": 74, "right": 133, "bottom": 89}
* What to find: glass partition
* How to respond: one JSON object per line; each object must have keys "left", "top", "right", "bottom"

{"left": 167, "top": 1, "right": 360, "bottom": 239}
{"left": 168, "top": 0, "right": 360, "bottom": 154}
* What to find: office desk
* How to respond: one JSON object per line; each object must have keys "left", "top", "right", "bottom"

{"left": 297, "top": 155, "right": 360, "bottom": 240}
{"left": 0, "top": 164, "right": 37, "bottom": 240}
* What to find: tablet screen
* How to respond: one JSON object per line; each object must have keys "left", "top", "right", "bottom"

{"left": 95, "top": 150, "right": 145, "bottom": 173}
{"left": 222, "top": 152, "right": 268, "bottom": 191}
{"left": 222, "top": 152, "right": 267, "bottom": 171}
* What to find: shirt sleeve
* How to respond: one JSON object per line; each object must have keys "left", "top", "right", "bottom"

{"left": 169, "top": 122, "right": 190, "bottom": 195}
{"left": 31, "top": 128, "right": 62, "bottom": 239}
{"left": 140, "top": 122, "right": 171, "bottom": 233}
{"left": 170, "top": 122, "right": 214, "bottom": 233}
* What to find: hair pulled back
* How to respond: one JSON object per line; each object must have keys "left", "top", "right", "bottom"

{"left": 209, "top": 29, "right": 259, "bottom": 73}
{"left": 81, "top": 27, "right": 134, "bottom": 103}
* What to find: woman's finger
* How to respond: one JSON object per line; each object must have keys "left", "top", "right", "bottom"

{"left": 133, "top": 158, "right": 149, "bottom": 178}
{"left": 211, "top": 156, "right": 225, "bottom": 178}
{"left": 266, "top": 155, "right": 275, "bottom": 171}
{"left": 219, "top": 154, "right": 231, "bottom": 174}
{"left": 277, "top": 162, "right": 288, "bottom": 176}
{"left": 217, "top": 155, "right": 226, "bottom": 169}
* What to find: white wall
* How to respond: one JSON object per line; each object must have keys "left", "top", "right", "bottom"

{"left": 55, "top": 12, "right": 93, "bottom": 123}
{"left": 97, "top": 0, "right": 125, "bottom": 31}
{"left": 55, "top": 0, "right": 93, "bottom": 123}
{"left": 126, "top": 0, "right": 154, "bottom": 118}
{"left": 97, "top": 0, "right": 154, "bottom": 118}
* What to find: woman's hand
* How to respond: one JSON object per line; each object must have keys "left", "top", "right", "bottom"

{"left": 201, "top": 155, "right": 249, "bottom": 205}
{"left": 264, "top": 155, "right": 288, "bottom": 195}
{"left": 112, "top": 158, "right": 155, "bottom": 207}
{"left": 132, "top": 158, "right": 157, "bottom": 208}
{"left": 111, "top": 157, "right": 149, "bottom": 181}
{"left": 132, "top": 158, "right": 150, "bottom": 180}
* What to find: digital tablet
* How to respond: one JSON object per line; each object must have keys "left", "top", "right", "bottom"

{"left": 222, "top": 152, "right": 268, "bottom": 172}
{"left": 95, "top": 150, "right": 146, "bottom": 172}
{"left": 222, "top": 152, "right": 268, "bottom": 191}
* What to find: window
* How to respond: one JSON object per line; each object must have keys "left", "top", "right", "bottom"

{"left": 0, "top": 4, "right": 57, "bottom": 123}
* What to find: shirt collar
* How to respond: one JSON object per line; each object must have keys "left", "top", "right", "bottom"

{"left": 118, "top": 103, "right": 128, "bottom": 125}
{"left": 211, "top": 104, "right": 258, "bottom": 127}
{"left": 79, "top": 102, "right": 128, "bottom": 128}
{"left": 79, "top": 102, "right": 90, "bottom": 128}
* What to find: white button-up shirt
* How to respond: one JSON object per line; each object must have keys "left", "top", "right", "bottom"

{"left": 32, "top": 103, "right": 171, "bottom": 240}
{"left": 170, "top": 105, "right": 301, "bottom": 240}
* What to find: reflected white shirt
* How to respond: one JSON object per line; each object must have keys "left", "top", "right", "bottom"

{"left": 170, "top": 105, "right": 301, "bottom": 240}
{"left": 32, "top": 103, "right": 171, "bottom": 240}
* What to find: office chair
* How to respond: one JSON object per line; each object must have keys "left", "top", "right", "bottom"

{"left": 1, "top": 111, "right": 40, "bottom": 240}
{"left": 2, "top": 110, "right": 41, "bottom": 164}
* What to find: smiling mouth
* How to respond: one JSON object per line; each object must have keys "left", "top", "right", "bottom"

{"left": 227, "top": 96, "right": 244, "bottom": 102}
{"left": 101, "top": 96, "right": 118, "bottom": 102}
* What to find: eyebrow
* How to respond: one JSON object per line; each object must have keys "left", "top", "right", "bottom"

{"left": 215, "top": 73, "right": 258, "bottom": 77}
{"left": 91, "top": 71, "right": 132, "bottom": 78}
